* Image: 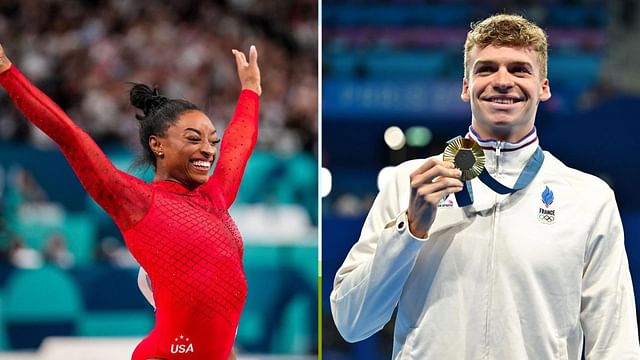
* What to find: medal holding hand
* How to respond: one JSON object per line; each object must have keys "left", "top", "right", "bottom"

{"left": 407, "top": 136, "right": 486, "bottom": 238}
{"left": 407, "top": 157, "right": 464, "bottom": 239}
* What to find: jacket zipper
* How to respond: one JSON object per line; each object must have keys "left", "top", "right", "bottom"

{"left": 495, "top": 141, "right": 503, "bottom": 177}
{"left": 484, "top": 141, "right": 503, "bottom": 358}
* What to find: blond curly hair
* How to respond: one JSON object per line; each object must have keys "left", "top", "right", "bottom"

{"left": 464, "top": 14, "right": 548, "bottom": 79}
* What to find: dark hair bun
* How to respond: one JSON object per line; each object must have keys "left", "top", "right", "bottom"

{"left": 129, "top": 83, "right": 169, "bottom": 120}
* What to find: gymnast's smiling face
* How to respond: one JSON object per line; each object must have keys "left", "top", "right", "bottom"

{"left": 150, "top": 110, "right": 220, "bottom": 190}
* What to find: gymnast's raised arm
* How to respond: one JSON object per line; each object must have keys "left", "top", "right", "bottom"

{"left": 201, "top": 45, "right": 261, "bottom": 209}
{"left": 0, "top": 43, "right": 151, "bottom": 229}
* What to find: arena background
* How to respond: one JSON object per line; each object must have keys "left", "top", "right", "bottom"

{"left": 321, "top": 0, "right": 640, "bottom": 359}
{"left": 0, "top": 0, "right": 317, "bottom": 359}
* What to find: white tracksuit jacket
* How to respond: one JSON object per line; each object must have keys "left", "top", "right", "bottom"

{"left": 330, "top": 129, "right": 640, "bottom": 359}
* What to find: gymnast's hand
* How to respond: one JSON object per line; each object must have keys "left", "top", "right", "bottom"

{"left": 232, "top": 45, "right": 261, "bottom": 96}
{"left": 0, "top": 43, "right": 13, "bottom": 74}
{"left": 407, "top": 158, "right": 463, "bottom": 238}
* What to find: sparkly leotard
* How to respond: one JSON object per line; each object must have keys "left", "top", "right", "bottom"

{"left": 0, "top": 65, "right": 259, "bottom": 360}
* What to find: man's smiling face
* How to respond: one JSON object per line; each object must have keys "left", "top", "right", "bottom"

{"left": 461, "top": 45, "right": 551, "bottom": 142}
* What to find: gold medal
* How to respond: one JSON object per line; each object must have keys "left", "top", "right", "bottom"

{"left": 443, "top": 137, "right": 485, "bottom": 180}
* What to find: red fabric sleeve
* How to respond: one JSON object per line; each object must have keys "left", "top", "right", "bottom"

{"left": 203, "top": 89, "right": 259, "bottom": 209}
{"left": 0, "top": 65, "right": 150, "bottom": 229}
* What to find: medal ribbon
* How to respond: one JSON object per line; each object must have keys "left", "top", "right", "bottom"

{"left": 455, "top": 146, "right": 544, "bottom": 206}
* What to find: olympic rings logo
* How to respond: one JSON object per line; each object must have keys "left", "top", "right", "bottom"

{"left": 538, "top": 213, "right": 555, "bottom": 224}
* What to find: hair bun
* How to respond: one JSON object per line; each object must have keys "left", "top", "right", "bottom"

{"left": 129, "top": 83, "right": 169, "bottom": 120}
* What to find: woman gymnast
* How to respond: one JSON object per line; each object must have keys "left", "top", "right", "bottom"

{"left": 0, "top": 43, "right": 261, "bottom": 360}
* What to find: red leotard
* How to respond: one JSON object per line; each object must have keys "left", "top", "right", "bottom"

{"left": 0, "top": 65, "right": 259, "bottom": 360}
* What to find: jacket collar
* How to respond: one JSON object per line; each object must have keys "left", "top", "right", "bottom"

{"left": 466, "top": 126, "right": 540, "bottom": 177}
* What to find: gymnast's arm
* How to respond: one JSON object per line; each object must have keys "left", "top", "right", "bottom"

{"left": 202, "top": 46, "right": 260, "bottom": 209}
{"left": 0, "top": 45, "right": 150, "bottom": 229}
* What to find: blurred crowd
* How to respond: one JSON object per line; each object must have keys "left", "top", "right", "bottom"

{"left": 0, "top": 0, "right": 317, "bottom": 155}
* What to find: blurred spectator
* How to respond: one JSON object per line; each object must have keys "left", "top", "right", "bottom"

{"left": 42, "top": 232, "right": 75, "bottom": 268}
{"left": 95, "top": 235, "right": 138, "bottom": 267}
{"left": 9, "top": 167, "right": 48, "bottom": 203}
{"left": 7, "top": 235, "right": 42, "bottom": 269}
{"left": 4, "top": 165, "right": 63, "bottom": 224}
